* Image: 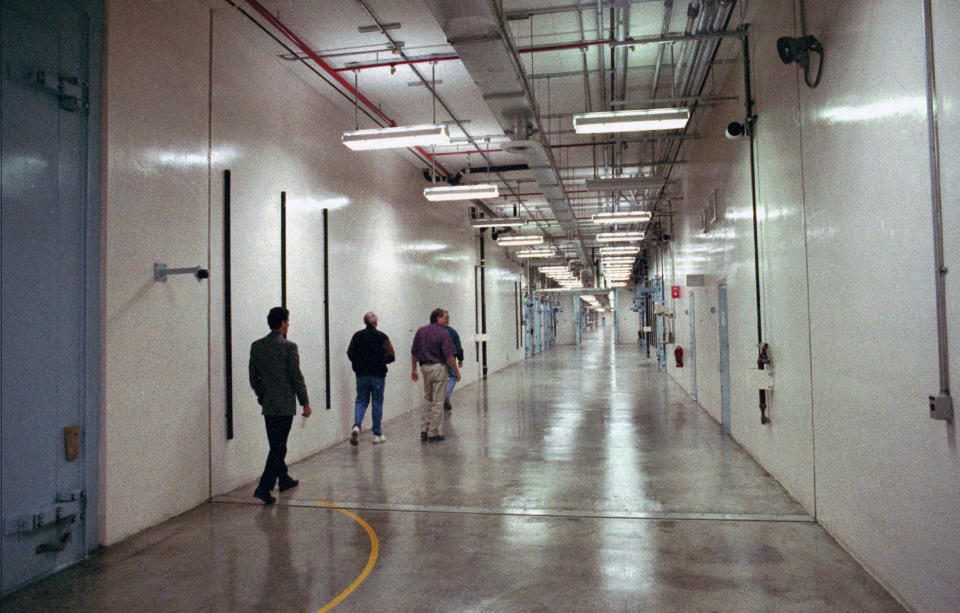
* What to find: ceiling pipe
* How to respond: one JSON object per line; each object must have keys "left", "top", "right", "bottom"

{"left": 243, "top": 0, "right": 452, "bottom": 177}
{"left": 649, "top": 0, "right": 674, "bottom": 98}
{"left": 332, "top": 31, "right": 742, "bottom": 73}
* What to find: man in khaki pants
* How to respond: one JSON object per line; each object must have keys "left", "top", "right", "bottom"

{"left": 411, "top": 308, "right": 461, "bottom": 442}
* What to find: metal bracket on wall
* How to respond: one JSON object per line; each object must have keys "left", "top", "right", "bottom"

{"left": 154, "top": 263, "right": 209, "bottom": 282}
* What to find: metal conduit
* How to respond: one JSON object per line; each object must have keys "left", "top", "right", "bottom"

{"left": 243, "top": 0, "right": 452, "bottom": 177}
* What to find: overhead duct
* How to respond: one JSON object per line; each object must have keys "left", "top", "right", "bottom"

{"left": 425, "top": 0, "right": 591, "bottom": 275}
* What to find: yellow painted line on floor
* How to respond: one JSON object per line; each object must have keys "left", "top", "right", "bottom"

{"left": 316, "top": 499, "right": 380, "bottom": 613}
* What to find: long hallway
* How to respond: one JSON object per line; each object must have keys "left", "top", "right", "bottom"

{"left": 4, "top": 328, "right": 903, "bottom": 612}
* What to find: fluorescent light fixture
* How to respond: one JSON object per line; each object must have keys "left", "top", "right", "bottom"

{"left": 584, "top": 177, "right": 664, "bottom": 191}
{"left": 609, "top": 282, "right": 627, "bottom": 287}
{"left": 539, "top": 266, "right": 569, "bottom": 273}
{"left": 516, "top": 248, "right": 555, "bottom": 258}
{"left": 597, "top": 231, "right": 645, "bottom": 242}
{"left": 470, "top": 216, "right": 523, "bottom": 228}
{"left": 600, "top": 246, "right": 641, "bottom": 256}
{"left": 342, "top": 123, "right": 450, "bottom": 150}
{"left": 424, "top": 183, "right": 499, "bottom": 201}
{"left": 602, "top": 257, "right": 635, "bottom": 265}
{"left": 592, "top": 210, "right": 653, "bottom": 224}
{"left": 497, "top": 235, "right": 544, "bottom": 246}
{"left": 572, "top": 108, "right": 690, "bottom": 134}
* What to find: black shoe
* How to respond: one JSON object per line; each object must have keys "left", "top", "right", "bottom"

{"left": 420, "top": 431, "right": 429, "bottom": 441}
{"left": 254, "top": 489, "right": 276, "bottom": 505}
{"left": 427, "top": 435, "right": 445, "bottom": 442}
{"left": 278, "top": 478, "right": 299, "bottom": 492}
{"left": 444, "top": 399, "right": 452, "bottom": 411}
{"left": 350, "top": 427, "right": 359, "bottom": 446}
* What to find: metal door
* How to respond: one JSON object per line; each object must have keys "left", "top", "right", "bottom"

{"left": 688, "top": 291, "right": 697, "bottom": 400}
{"left": 718, "top": 283, "right": 731, "bottom": 430}
{"left": 1, "top": 0, "right": 101, "bottom": 594}
{"left": 523, "top": 300, "right": 534, "bottom": 357}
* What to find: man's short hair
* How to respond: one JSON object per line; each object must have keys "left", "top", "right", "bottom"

{"left": 363, "top": 311, "right": 377, "bottom": 326}
{"left": 429, "top": 308, "right": 445, "bottom": 323}
{"left": 267, "top": 307, "right": 289, "bottom": 330}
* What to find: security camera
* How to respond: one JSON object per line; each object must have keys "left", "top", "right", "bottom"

{"left": 725, "top": 121, "right": 745, "bottom": 140}
{"left": 776, "top": 35, "right": 824, "bottom": 87}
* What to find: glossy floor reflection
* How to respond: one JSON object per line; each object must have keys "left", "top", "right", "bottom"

{"left": 3, "top": 327, "right": 904, "bottom": 612}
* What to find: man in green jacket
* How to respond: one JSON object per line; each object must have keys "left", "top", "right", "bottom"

{"left": 249, "top": 307, "right": 312, "bottom": 504}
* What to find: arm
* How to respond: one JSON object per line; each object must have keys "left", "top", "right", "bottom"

{"left": 249, "top": 348, "right": 265, "bottom": 404}
{"left": 450, "top": 328, "right": 464, "bottom": 365}
{"left": 441, "top": 334, "right": 460, "bottom": 381}
{"left": 383, "top": 336, "right": 396, "bottom": 364}
{"left": 347, "top": 332, "right": 358, "bottom": 364}
{"left": 446, "top": 355, "right": 461, "bottom": 381}
{"left": 411, "top": 354, "right": 419, "bottom": 382}
{"left": 286, "top": 342, "right": 311, "bottom": 416}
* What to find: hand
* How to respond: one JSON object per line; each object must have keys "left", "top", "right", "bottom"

{"left": 302, "top": 405, "right": 312, "bottom": 418}
{"left": 458, "top": 360, "right": 463, "bottom": 368}
{"left": 455, "top": 370, "right": 462, "bottom": 382}
{"left": 411, "top": 371, "right": 419, "bottom": 382}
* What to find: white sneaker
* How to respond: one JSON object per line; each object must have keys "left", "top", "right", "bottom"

{"left": 350, "top": 426, "right": 359, "bottom": 446}
{"left": 372, "top": 434, "right": 386, "bottom": 444}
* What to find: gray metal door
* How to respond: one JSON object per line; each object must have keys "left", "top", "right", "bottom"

{"left": 523, "top": 300, "right": 534, "bottom": 357}
{"left": 688, "top": 292, "right": 697, "bottom": 400}
{"left": 718, "top": 283, "right": 731, "bottom": 430}
{"left": 1, "top": 0, "right": 101, "bottom": 594}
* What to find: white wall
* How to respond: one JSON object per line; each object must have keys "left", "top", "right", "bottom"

{"left": 101, "top": 0, "right": 211, "bottom": 545}
{"left": 101, "top": 1, "right": 524, "bottom": 545}
{"left": 657, "top": 2, "right": 960, "bottom": 611}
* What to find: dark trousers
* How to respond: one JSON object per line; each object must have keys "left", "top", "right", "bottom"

{"left": 257, "top": 415, "right": 293, "bottom": 492}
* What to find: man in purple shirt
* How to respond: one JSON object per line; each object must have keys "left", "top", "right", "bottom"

{"left": 411, "top": 308, "right": 461, "bottom": 441}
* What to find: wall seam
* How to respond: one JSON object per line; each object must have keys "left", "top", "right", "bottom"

{"left": 792, "top": 0, "right": 818, "bottom": 520}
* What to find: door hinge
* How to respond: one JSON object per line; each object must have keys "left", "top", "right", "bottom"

{"left": 5, "top": 63, "right": 89, "bottom": 112}
{"left": 3, "top": 490, "right": 85, "bottom": 536}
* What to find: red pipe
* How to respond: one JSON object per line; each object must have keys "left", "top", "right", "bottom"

{"left": 244, "top": 0, "right": 450, "bottom": 176}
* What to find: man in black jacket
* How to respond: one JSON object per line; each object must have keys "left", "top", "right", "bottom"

{"left": 347, "top": 311, "right": 396, "bottom": 445}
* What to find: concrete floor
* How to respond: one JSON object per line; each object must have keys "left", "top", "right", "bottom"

{"left": 3, "top": 328, "right": 904, "bottom": 612}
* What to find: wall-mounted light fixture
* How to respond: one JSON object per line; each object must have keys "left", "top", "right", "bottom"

{"left": 515, "top": 248, "right": 555, "bottom": 258}
{"left": 342, "top": 123, "right": 450, "bottom": 150}
{"left": 470, "top": 216, "right": 523, "bottom": 228}
{"left": 592, "top": 210, "right": 652, "bottom": 224}
{"left": 597, "top": 231, "right": 645, "bottom": 242}
{"left": 497, "top": 235, "right": 544, "bottom": 246}
{"left": 573, "top": 108, "right": 689, "bottom": 134}
{"left": 425, "top": 183, "right": 499, "bottom": 201}
{"left": 583, "top": 177, "right": 668, "bottom": 191}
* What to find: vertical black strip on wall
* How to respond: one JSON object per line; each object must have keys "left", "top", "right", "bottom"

{"left": 323, "top": 208, "right": 331, "bottom": 410}
{"left": 474, "top": 265, "right": 480, "bottom": 362}
{"left": 280, "top": 191, "right": 287, "bottom": 309}
{"left": 224, "top": 170, "right": 234, "bottom": 440}
{"left": 479, "top": 231, "right": 487, "bottom": 377}
{"left": 514, "top": 282, "right": 519, "bottom": 349}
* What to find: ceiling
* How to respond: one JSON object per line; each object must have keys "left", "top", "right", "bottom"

{"left": 231, "top": 0, "right": 747, "bottom": 285}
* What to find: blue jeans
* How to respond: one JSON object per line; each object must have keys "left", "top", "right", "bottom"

{"left": 354, "top": 376, "right": 385, "bottom": 435}
{"left": 446, "top": 365, "right": 457, "bottom": 400}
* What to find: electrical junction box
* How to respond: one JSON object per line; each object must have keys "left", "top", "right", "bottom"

{"left": 929, "top": 394, "right": 954, "bottom": 421}
{"left": 653, "top": 303, "right": 672, "bottom": 316}
{"left": 748, "top": 368, "right": 775, "bottom": 390}
{"left": 686, "top": 274, "right": 709, "bottom": 287}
